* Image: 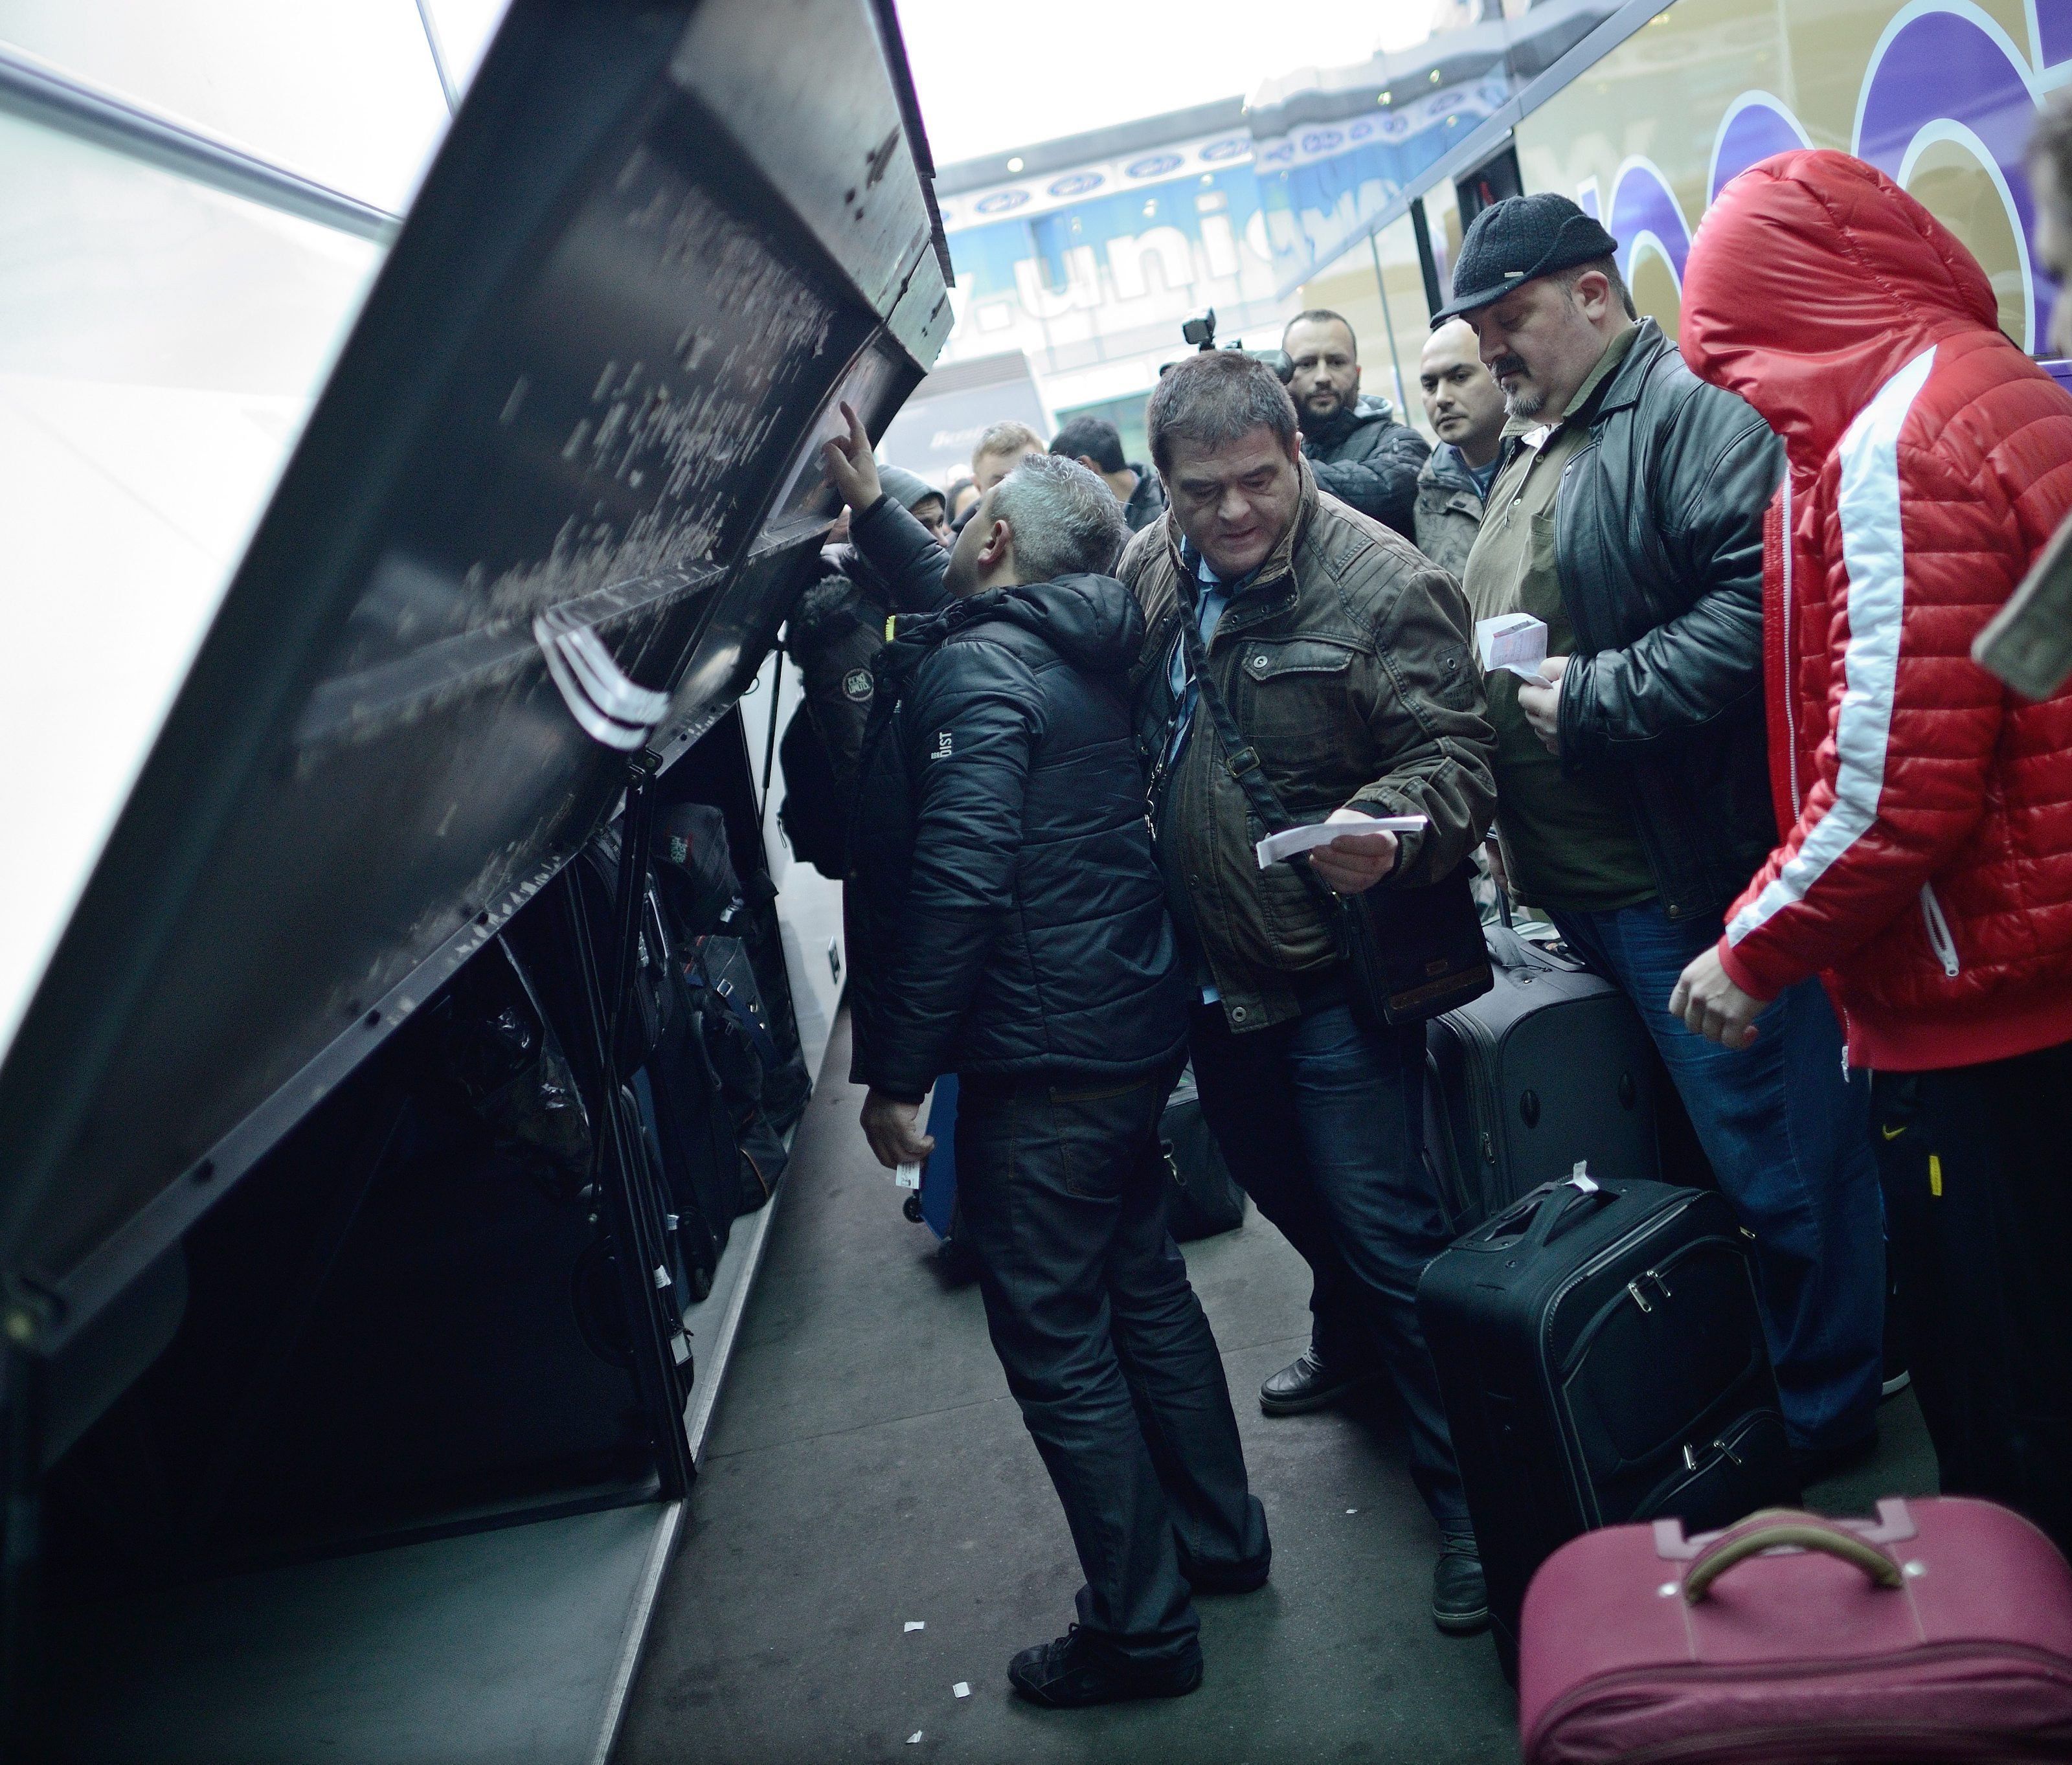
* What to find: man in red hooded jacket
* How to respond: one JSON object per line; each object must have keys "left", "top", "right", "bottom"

{"left": 1675, "top": 149, "right": 2072, "bottom": 1550}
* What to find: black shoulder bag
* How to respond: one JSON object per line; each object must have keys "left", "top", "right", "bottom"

{"left": 1173, "top": 576, "right": 1492, "bottom": 1026}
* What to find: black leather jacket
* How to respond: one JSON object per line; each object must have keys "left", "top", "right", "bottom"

{"left": 846, "top": 574, "right": 1191, "bottom": 1100}
{"left": 1544, "top": 319, "right": 1785, "bottom": 922}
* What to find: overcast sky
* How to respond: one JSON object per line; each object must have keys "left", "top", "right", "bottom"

{"left": 892, "top": 0, "right": 1443, "bottom": 166}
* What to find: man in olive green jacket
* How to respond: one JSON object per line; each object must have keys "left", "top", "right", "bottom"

{"left": 1120, "top": 349, "right": 1498, "bottom": 1633}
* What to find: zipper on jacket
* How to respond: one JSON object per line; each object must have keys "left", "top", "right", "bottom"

{"left": 1919, "top": 882, "right": 1961, "bottom": 978}
{"left": 1778, "top": 476, "right": 1802, "bottom": 818}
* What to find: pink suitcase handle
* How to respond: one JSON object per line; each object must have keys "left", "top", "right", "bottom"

{"left": 1682, "top": 1509, "right": 1906, "bottom": 1606}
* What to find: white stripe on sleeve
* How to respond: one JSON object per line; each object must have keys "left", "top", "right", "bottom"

{"left": 1726, "top": 345, "right": 1937, "bottom": 949}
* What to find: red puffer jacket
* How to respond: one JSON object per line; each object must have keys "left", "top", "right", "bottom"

{"left": 1681, "top": 150, "right": 2072, "bottom": 1072}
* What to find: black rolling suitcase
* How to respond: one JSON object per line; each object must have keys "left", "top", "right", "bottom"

{"left": 1424, "top": 923, "right": 1663, "bottom": 1233}
{"left": 1416, "top": 1168, "right": 1797, "bottom": 1674}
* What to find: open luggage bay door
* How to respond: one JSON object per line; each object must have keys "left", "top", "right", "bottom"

{"left": 0, "top": 0, "right": 949, "bottom": 1727}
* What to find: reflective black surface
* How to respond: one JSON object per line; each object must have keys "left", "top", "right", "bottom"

{"left": 0, "top": 0, "right": 949, "bottom": 1339}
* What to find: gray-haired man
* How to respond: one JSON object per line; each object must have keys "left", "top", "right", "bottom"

{"left": 825, "top": 416, "right": 1270, "bottom": 1709}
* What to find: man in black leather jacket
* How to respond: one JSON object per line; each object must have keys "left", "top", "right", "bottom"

{"left": 1284, "top": 308, "right": 1432, "bottom": 539}
{"left": 1441, "top": 194, "right": 1886, "bottom": 1478}
{"left": 830, "top": 434, "right": 1270, "bottom": 1710}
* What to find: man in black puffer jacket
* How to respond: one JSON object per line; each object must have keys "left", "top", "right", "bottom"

{"left": 1284, "top": 309, "right": 1432, "bottom": 539}
{"left": 828, "top": 434, "right": 1270, "bottom": 1710}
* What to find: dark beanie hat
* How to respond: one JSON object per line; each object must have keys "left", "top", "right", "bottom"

{"left": 1432, "top": 193, "right": 1621, "bottom": 323}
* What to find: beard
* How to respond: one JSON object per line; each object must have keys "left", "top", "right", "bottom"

{"left": 1492, "top": 354, "right": 1543, "bottom": 419}
{"left": 1300, "top": 385, "right": 1348, "bottom": 423}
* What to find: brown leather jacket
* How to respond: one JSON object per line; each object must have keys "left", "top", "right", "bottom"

{"left": 1121, "top": 462, "right": 1496, "bottom": 1032}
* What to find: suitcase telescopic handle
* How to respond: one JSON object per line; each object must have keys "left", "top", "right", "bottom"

{"left": 1682, "top": 1511, "right": 1906, "bottom": 1605}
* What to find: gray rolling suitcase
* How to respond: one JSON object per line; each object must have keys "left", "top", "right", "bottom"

{"left": 1424, "top": 925, "right": 1664, "bottom": 1233}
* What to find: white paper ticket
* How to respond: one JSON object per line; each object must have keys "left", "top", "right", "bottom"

{"left": 1476, "top": 613, "right": 1550, "bottom": 680}
{"left": 1255, "top": 815, "right": 1428, "bottom": 869}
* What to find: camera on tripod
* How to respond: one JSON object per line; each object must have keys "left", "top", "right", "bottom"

{"left": 1164, "top": 308, "right": 1293, "bottom": 382}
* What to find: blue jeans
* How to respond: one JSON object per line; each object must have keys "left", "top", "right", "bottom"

{"left": 1189, "top": 1002, "right": 1469, "bottom": 1533}
{"left": 1550, "top": 902, "right": 1885, "bottom": 1453}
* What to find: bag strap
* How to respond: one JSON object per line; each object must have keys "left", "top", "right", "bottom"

{"left": 1172, "top": 570, "right": 1341, "bottom": 927}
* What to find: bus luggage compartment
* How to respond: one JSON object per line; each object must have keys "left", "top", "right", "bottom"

{"left": 0, "top": 0, "right": 951, "bottom": 1754}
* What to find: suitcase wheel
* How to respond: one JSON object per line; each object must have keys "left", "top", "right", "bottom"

{"left": 902, "top": 1195, "right": 925, "bottom": 1223}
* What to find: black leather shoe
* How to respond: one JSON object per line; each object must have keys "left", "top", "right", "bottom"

{"left": 1259, "top": 1346, "right": 1381, "bottom": 1416}
{"left": 1007, "top": 1626, "right": 1204, "bottom": 1708}
{"left": 1432, "top": 1542, "right": 1489, "bottom": 1636}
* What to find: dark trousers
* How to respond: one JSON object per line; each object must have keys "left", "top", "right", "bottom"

{"left": 1873, "top": 1039, "right": 2072, "bottom": 1555}
{"left": 956, "top": 1064, "right": 1270, "bottom": 1668}
{"left": 1188, "top": 1002, "right": 1470, "bottom": 1534}
{"left": 1550, "top": 902, "right": 1886, "bottom": 1454}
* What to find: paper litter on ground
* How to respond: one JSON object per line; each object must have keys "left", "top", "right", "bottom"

{"left": 904, "top": 1621, "right": 926, "bottom": 1632}
{"left": 1255, "top": 815, "right": 1426, "bottom": 870}
{"left": 952, "top": 1682, "right": 971, "bottom": 1699}
{"left": 908, "top": 1732, "right": 923, "bottom": 1744}
{"left": 1476, "top": 612, "right": 1550, "bottom": 680}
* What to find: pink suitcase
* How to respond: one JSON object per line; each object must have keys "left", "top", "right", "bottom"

{"left": 1520, "top": 1498, "right": 2072, "bottom": 1763}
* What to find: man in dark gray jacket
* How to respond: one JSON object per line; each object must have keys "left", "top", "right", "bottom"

{"left": 1412, "top": 318, "right": 1507, "bottom": 578}
{"left": 1441, "top": 193, "right": 1886, "bottom": 1480}
{"left": 1283, "top": 308, "right": 1431, "bottom": 539}
{"left": 830, "top": 431, "right": 1270, "bottom": 1710}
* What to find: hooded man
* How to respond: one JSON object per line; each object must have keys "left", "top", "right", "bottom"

{"left": 791, "top": 463, "right": 947, "bottom": 793}
{"left": 1442, "top": 190, "right": 1887, "bottom": 1478}
{"left": 1283, "top": 309, "right": 1432, "bottom": 539}
{"left": 1673, "top": 149, "right": 2072, "bottom": 1551}
{"left": 829, "top": 428, "right": 1271, "bottom": 1709}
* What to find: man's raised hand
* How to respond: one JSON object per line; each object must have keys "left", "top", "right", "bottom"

{"left": 821, "top": 399, "right": 883, "bottom": 512}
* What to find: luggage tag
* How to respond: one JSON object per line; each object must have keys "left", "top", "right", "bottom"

{"left": 894, "top": 1160, "right": 922, "bottom": 1190}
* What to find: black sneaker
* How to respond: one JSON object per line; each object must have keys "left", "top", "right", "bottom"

{"left": 1007, "top": 1626, "right": 1204, "bottom": 1708}
{"left": 1259, "top": 1346, "right": 1382, "bottom": 1416}
{"left": 1432, "top": 1540, "right": 1489, "bottom": 1636}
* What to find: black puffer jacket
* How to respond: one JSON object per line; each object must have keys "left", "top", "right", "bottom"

{"left": 1122, "top": 464, "right": 1166, "bottom": 533}
{"left": 1300, "top": 394, "right": 1431, "bottom": 540}
{"left": 846, "top": 575, "right": 1191, "bottom": 1101}
{"left": 1547, "top": 319, "right": 1786, "bottom": 921}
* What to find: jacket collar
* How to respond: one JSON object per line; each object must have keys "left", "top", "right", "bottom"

{"left": 1492, "top": 319, "right": 1665, "bottom": 473}
{"left": 1421, "top": 442, "right": 1487, "bottom": 495}
{"left": 1588, "top": 317, "right": 1668, "bottom": 419}
{"left": 1159, "top": 454, "right": 1318, "bottom": 610}
{"left": 1301, "top": 393, "right": 1393, "bottom": 450}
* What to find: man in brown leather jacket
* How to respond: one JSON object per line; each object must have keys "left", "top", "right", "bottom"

{"left": 1120, "top": 350, "right": 1498, "bottom": 1632}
